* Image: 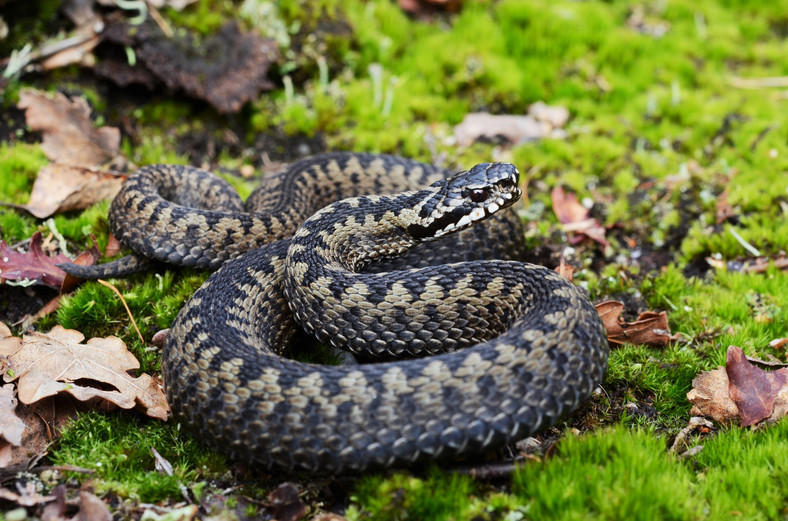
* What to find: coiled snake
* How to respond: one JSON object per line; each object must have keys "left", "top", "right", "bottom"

{"left": 61, "top": 153, "right": 609, "bottom": 473}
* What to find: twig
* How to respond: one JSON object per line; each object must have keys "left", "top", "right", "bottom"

{"left": 146, "top": 2, "right": 174, "bottom": 38}
{"left": 452, "top": 461, "right": 519, "bottom": 480}
{"left": 97, "top": 279, "right": 145, "bottom": 345}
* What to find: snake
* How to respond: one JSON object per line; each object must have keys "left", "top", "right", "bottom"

{"left": 60, "top": 153, "right": 609, "bottom": 473}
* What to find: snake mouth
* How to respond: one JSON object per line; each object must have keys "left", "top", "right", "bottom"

{"left": 432, "top": 190, "right": 519, "bottom": 237}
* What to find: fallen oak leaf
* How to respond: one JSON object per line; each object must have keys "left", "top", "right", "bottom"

{"left": 0, "top": 323, "right": 168, "bottom": 420}
{"left": 0, "top": 232, "right": 71, "bottom": 289}
{"left": 551, "top": 187, "right": 609, "bottom": 247}
{"left": 104, "top": 233, "right": 122, "bottom": 258}
{"left": 17, "top": 89, "right": 120, "bottom": 167}
{"left": 594, "top": 300, "right": 674, "bottom": 346}
{"left": 0, "top": 232, "right": 101, "bottom": 291}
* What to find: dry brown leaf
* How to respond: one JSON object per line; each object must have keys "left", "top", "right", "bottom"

{"left": 594, "top": 300, "right": 674, "bottom": 346}
{"left": 454, "top": 112, "right": 551, "bottom": 147}
{"left": 0, "top": 324, "right": 168, "bottom": 420}
{"left": 687, "top": 368, "right": 740, "bottom": 424}
{"left": 0, "top": 231, "right": 101, "bottom": 291}
{"left": 770, "top": 337, "right": 788, "bottom": 349}
{"left": 41, "top": 35, "right": 100, "bottom": 71}
{"left": 688, "top": 346, "right": 788, "bottom": 426}
{"left": 0, "top": 395, "right": 82, "bottom": 469}
{"left": 0, "top": 384, "right": 25, "bottom": 446}
{"left": 19, "top": 163, "right": 126, "bottom": 219}
{"left": 551, "top": 187, "right": 609, "bottom": 247}
{"left": 77, "top": 490, "right": 112, "bottom": 521}
{"left": 40, "top": 485, "right": 68, "bottom": 521}
{"left": 727, "top": 346, "right": 788, "bottom": 426}
{"left": 17, "top": 89, "right": 120, "bottom": 167}
{"left": 0, "top": 321, "right": 21, "bottom": 357}
{"left": 104, "top": 233, "right": 122, "bottom": 258}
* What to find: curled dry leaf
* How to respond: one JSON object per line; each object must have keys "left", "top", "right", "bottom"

{"left": 688, "top": 346, "right": 788, "bottom": 427}
{"left": 551, "top": 187, "right": 609, "bottom": 247}
{"left": 0, "top": 323, "right": 168, "bottom": 420}
{"left": 0, "top": 231, "right": 101, "bottom": 291}
{"left": 594, "top": 300, "right": 674, "bottom": 347}
{"left": 17, "top": 89, "right": 120, "bottom": 167}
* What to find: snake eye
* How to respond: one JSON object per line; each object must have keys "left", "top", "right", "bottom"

{"left": 466, "top": 188, "right": 489, "bottom": 203}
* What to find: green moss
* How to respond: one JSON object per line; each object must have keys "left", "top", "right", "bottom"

{"left": 0, "top": 143, "right": 47, "bottom": 204}
{"left": 162, "top": 0, "right": 237, "bottom": 35}
{"left": 51, "top": 269, "right": 209, "bottom": 371}
{"left": 51, "top": 412, "right": 224, "bottom": 503}
{"left": 3, "top": 0, "right": 788, "bottom": 515}
{"left": 348, "top": 468, "right": 476, "bottom": 521}
{"left": 694, "top": 421, "right": 788, "bottom": 519}
{"left": 513, "top": 428, "right": 697, "bottom": 520}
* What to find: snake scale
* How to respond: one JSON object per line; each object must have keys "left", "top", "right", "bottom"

{"left": 61, "top": 153, "right": 609, "bottom": 473}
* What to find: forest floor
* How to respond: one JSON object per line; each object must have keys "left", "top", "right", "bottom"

{"left": 0, "top": 1, "right": 787, "bottom": 520}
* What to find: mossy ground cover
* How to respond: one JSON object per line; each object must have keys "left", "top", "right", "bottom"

{"left": 1, "top": 0, "right": 787, "bottom": 519}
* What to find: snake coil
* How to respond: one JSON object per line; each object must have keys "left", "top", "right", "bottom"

{"left": 61, "top": 153, "right": 608, "bottom": 473}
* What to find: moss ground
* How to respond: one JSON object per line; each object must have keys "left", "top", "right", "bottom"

{"left": 1, "top": 0, "right": 787, "bottom": 519}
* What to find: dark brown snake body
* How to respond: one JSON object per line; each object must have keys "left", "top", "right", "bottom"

{"left": 61, "top": 153, "right": 608, "bottom": 473}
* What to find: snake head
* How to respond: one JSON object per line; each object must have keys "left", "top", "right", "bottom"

{"left": 408, "top": 162, "right": 521, "bottom": 240}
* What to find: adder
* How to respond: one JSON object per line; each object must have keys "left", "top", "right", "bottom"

{"left": 60, "top": 153, "right": 608, "bottom": 472}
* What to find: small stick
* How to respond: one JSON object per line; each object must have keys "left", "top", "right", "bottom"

{"left": 97, "top": 279, "right": 145, "bottom": 345}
